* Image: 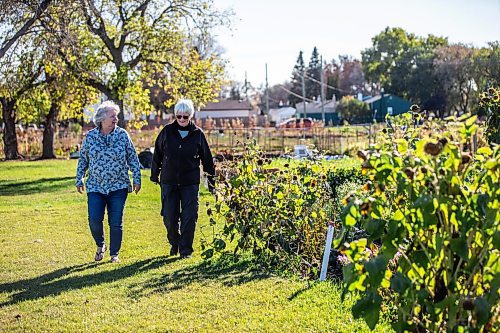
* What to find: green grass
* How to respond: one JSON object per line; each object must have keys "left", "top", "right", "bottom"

{"left": 270, "top": 156, "right": 361, "bottom": 169}
{"left": 0, "top": 159, "right": 392, "bottom": 332}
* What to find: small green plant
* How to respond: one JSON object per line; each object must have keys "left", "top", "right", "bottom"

{"left": 336, "top": 111, "right": 499, "bottom": 332}
{"left": 202, "top": 140, "right": 335, "bottom": 277}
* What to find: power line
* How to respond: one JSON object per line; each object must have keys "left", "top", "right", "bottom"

{"left": 301, "top": 71, "right": 351, "bottom": 94}
{"left": 293, "top": 68, "right": 352, "bottom": 94}
{"left": 278, "top": 85, "right": 315, "bottom": 103}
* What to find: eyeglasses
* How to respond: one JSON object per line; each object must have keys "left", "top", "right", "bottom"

{"left": 176, "top": 115, "right": 190, "bottom": 120}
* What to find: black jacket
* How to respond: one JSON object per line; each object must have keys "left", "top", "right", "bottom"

{"left": 151, "top": 121, "right": 215, "bottom": 190}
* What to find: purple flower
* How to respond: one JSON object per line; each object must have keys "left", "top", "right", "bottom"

{"left": 338, "top": 254, "right": 351, "bottom": 266}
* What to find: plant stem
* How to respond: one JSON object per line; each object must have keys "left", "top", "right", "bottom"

{"left": 400, "top": 249, "right": 435, "bottom": 298}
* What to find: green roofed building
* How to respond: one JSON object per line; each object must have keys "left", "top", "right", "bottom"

{"left": 364, "top": 94, "right": 412, "bottom": 122}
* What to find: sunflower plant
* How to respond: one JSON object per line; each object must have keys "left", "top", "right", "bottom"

{"left": 336, "top": 110, "right": 499, "bottom": 332}
{"left": 201, "top": 140, "right": 335, "bottom": 277}
{"left": 480, "top": 87, "right": 500, "bottom": 145}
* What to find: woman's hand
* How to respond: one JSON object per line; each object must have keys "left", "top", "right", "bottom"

{"left": 133, "top": 184, "right": 141, "bottom": 194}
{"left": 76, "top": 185, "right": 84, "bottom": 194}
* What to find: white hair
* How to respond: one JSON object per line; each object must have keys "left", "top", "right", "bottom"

{"left": 174, "top": 99, "right": 195, "bottom": 116}
{"left": 94, "top": 101, "right": 120, "bottom": 127}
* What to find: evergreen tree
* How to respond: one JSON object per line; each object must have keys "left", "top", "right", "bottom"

{"left": 288, "top": 50, "right": 305, "bottom": 106}
{"left": 306, "top": 47, "right": 321, "bottom": 100}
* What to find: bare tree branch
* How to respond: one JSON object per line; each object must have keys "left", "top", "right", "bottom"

{"left": 81, "top": 0, "right": 122, "bottom": 65}
{"left": 0, "top": 0, "right": 53, "bottom": 59}
{"left": 118, "top": 0, "right": 153, "bottom": 52}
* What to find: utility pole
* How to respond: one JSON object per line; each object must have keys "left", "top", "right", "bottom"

{"left": 320, "top": 55, "right": 325, "bottom": 124}
{"left": 244, "top": 71, "right": 248, "bottom": 100}
{"left": 301, "top": 69, "right": 306, "bottom": 118}
{"left": 265, "top": 63, "right": 269, "bottom": 114}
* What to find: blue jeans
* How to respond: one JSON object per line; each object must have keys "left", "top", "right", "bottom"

{"left": 161, "top": 184, "right": 199, "bottom": 256}
{"left": 87, "top": 188, "right": 128, "bottom": 256}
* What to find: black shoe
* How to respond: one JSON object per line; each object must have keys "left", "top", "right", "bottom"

{"left": 180, "top": 254, "right": 192, "bottom": 259}
{"left": 169, "top": 246, "right": 178, "bottom": 256}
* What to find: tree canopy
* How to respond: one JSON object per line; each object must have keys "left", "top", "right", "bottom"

{"left": 0, "top": 0, "right": 232, "bottom": 159}
{"left": 0, "top": 0, "right": 53, "bottom": 59}
{"left": 362, "top": 27, "right": 448, "bottom": 107}
{"left": 49, "top": 0, "right": 231, "bottom": 126}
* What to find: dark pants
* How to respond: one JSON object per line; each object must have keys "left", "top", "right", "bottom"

{"left": 87, "top": 188, "right": 128, "bottom": 256}
{"left": 161, "top": 184, "right": 199, "bottom": 256}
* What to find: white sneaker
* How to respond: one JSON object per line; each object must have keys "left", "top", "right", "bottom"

{"left": 110, "top": 255, "right": 120, "bottom": 263}
{"left": 95, "top": 244, "right": 106, "bottom": 261}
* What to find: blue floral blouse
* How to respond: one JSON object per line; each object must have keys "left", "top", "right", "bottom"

{"left": 76, "top": 127, "right": 141, "bottom": 194}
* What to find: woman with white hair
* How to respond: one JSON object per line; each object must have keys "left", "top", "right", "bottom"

{"left": 151, "top": 98, "right": 215, "bottom": 258}
{"left": 76, "top": 101, "right": 141, "bottom": 263}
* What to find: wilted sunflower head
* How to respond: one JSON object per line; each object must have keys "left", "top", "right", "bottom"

{"left": 438, "top": 137, "right": 448, "bottom": 146}
{"left": 410, "top": 104, "right": 421, "bottom": 112}
{"left": 461, "top": 153, "right": 472, "bottom": 164}
{"left": 404, "top": 168, "right": 415, "bottom": 180}
{"left": 424, "top": 141, "right": 443, "bottom": 156}
{"left": 481, "top": 96, "right": 491, "bottom": 104}
{"left": 357, "top": 150, "right": 368, "bottom": 161}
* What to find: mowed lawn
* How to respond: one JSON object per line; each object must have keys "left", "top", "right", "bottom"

{"left": 0, "top": 159, "right": 392, "bottom": 333}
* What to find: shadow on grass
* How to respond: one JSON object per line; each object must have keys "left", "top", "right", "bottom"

{"left": 0, "top": 256, "right": 178, "bottom": 307}
{"left": 287, "top": 282, "right": 316, "bottom": 301}
{"left": 129, "top": 255, "right": 270, "bottom": 298}
{"left": 0, "top": 176, "right": 74, "bottom": 196}
{"left": 0, "top": 255, "right": 268, "bottom": 307}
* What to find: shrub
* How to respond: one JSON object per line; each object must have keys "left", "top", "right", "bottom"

{"left": 337, "top": 96, "right": 371, "bottom": 124}
{"left": 336, "top": 111, "right": 499, "bottom": 332}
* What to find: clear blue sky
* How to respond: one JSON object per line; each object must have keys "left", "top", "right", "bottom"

{"left": 213, "top": 0, "right": 500, "bottom": 87}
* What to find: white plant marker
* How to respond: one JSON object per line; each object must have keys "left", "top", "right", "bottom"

{"left": 319, "top": 221, "right": 335, "bottom": 281}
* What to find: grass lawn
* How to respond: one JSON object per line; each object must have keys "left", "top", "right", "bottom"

{"left": 0, "top": 159, "right": 392, "bottom": 332}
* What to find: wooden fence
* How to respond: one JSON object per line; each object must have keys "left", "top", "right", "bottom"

{"left": 204, "top": 125, "right": 381, "bottom": 155}
{"left": 0, "top": 124, "right": 384, "bottom": 159}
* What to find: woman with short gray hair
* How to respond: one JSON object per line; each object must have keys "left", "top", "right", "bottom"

{"left": 151, "top": 98, "right": 215, "bottom": 258}
{"left": 93, "top": 101, "right": 120, "bottom": 128}
{"left": 76, "top": 100, "right": 141, "bottom": 263}
{"left": 173, "top": 98, "right": 195, "bottom": 117}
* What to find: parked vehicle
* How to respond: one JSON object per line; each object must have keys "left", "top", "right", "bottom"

{"left": 293, "top": 145, "right": 312, "bottom": 158}
{"left": 277, "top": 117, "right": 313, "bottom": 129}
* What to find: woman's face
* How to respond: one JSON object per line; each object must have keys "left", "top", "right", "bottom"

{"left": 101, "top": 109, "right": 118, "bottom": 129}
{"left": 175, "top": 112, "right": 191, "bottom": 127}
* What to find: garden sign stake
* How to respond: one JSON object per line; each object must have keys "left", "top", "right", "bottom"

{"left": 319, "top": 221, "right": 335, "bottom": 281}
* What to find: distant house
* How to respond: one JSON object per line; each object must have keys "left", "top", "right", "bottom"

{"left": 268, "top": 107, "right": 296, "bottom": 123}
{"left": 364, "top": 94, "right": 411, "bottom": 122}
{"left": 295, "top": 100, "right": 340, "bottom": 125}
{"left": 197, "top": 100, "right": 257, "bottom": 119}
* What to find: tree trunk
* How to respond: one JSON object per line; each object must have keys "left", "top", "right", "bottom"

{"left": 114, "top": 98, "right": 126, "bottom": 128}
{"left": 1, "top": 97, "right": 19, "bottom": 160}
{"left": 41, "top": 102, "right": 59, "bottom": 159}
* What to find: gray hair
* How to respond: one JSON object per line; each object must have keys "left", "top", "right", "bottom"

{"left": 93, "top": 101, "right": 120, "bottom": 127}
{"left": 174, "top": 99, "right": 195, "bottom": 116}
